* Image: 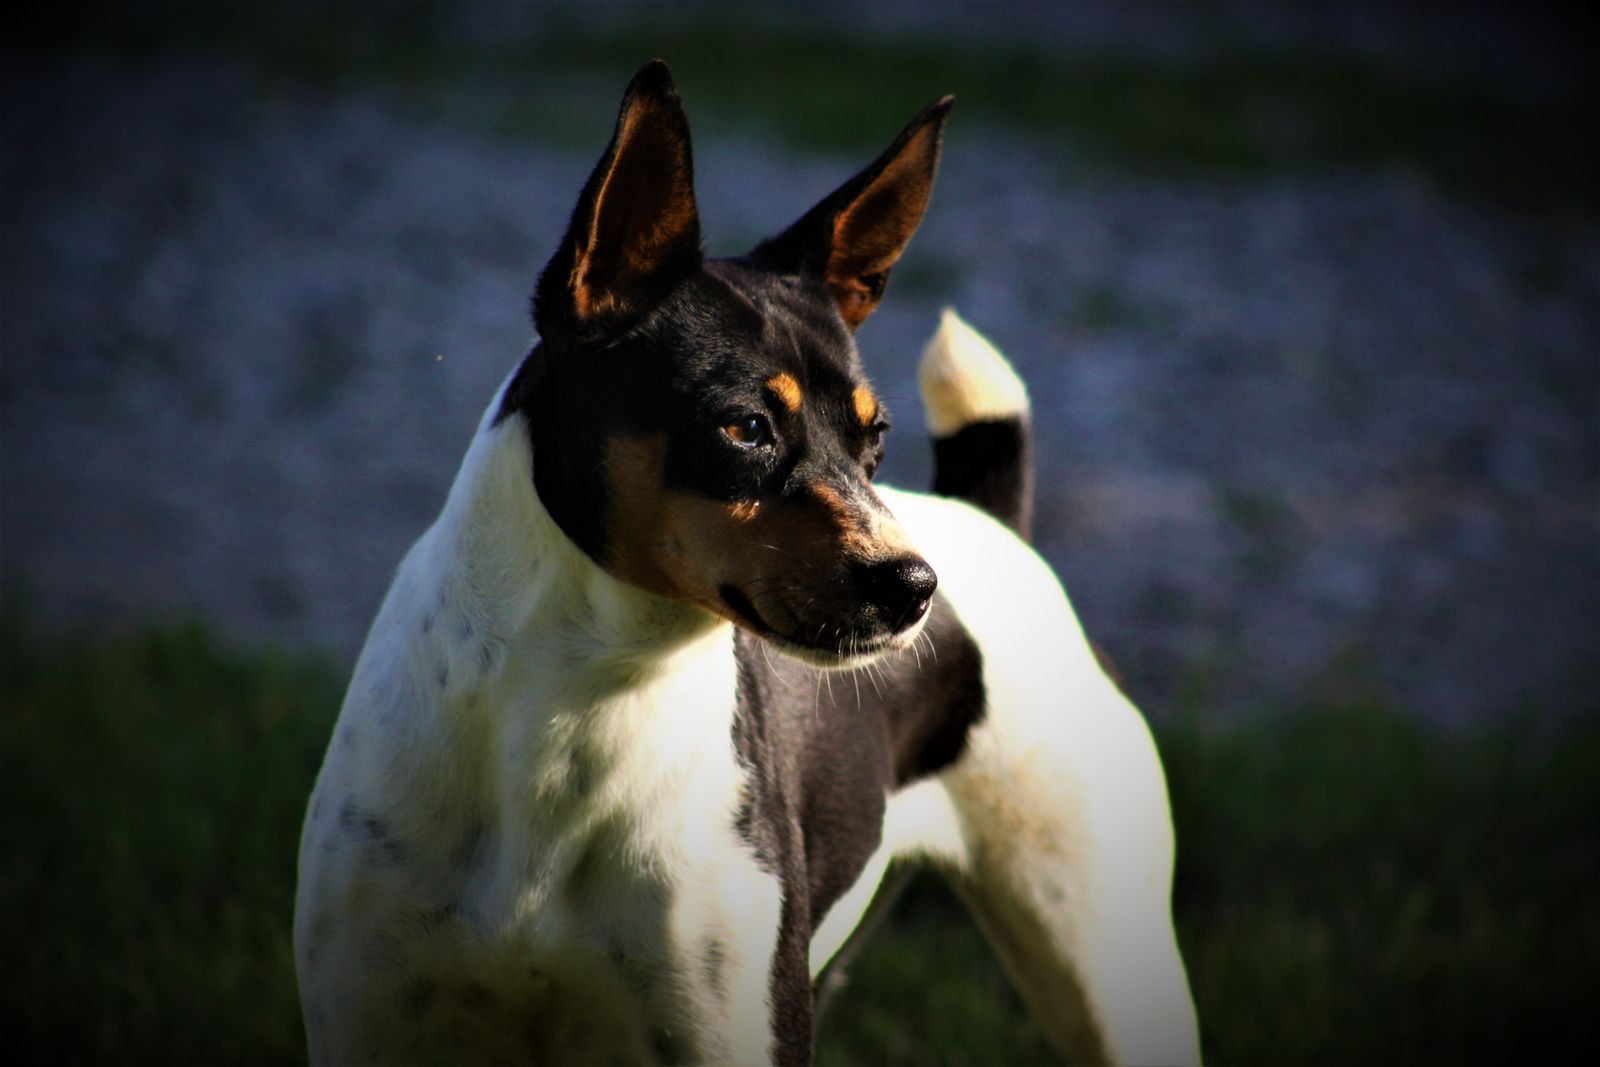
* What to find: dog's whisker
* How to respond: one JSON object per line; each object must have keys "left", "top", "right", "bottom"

{"left": 755, "top": 544, "right": 819, "bottom": 571}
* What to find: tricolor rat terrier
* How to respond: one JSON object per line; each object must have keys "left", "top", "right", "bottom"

{"left": 295, "top": 61, "right": 1199, "bottom": 1066}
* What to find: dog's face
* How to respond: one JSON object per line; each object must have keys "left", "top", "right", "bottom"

{"left": 504, "top": 62, "right": 951, "bottom": 667}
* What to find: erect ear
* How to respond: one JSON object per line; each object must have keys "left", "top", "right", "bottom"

{"left": 533, "top": 60, "right": 703, "bottom": 346}
{"left": 748, "top": 96, "right": 953, "bottom": 330}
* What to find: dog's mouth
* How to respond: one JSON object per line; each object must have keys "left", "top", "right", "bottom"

{"left": 717, "top": 563, "right": 935, "bottom": 669}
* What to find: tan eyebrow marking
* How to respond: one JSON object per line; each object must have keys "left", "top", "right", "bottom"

{"left": 728, "top": 500, "right": 760, "bottom": 522}
{"left": 853, "top": 385, "right": 880, "bottom": 427}
{"left": 766, "top": 373, "right": 803, "bottom": 413}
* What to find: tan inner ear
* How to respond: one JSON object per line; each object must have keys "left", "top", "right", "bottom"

{"left": 826, "top": 123, "right": 940, "bottom": 329}
{"left": 571, "top": 101, "right": 698, "bottom": 323}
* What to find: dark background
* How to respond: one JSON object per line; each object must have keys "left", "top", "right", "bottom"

{"left": 3, "top": 2, "right": 1596, "bottom": 1062}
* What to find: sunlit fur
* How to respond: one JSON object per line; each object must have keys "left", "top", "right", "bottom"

{"left": 295, "top": 308, "right": 1199, "bottom": 1064}
{"left": 817, "top": 313, "right": 1197, "bottom": 1064}
{"left": 295, "top": 377, "right": 782, "bottom": 1064}
{"left": 869, "top": 485, "right": 1199, "bottom": 1064}
{"left": 919, "top": 306, "right": 1031, "bottom": 437}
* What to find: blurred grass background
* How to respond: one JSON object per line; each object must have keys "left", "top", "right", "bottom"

{"left": 17, "top": 2, "right": 1598, "bottom": 211}
{"left": 4, "top": 614, "right": 1595, "bottom": 1063}
{"left": 5, "top": 2, "right": 1598, "bottom": 1062}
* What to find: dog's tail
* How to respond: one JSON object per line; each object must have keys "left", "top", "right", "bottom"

{"left": 919, "top": 307, "right": 1033, "bottom": 539}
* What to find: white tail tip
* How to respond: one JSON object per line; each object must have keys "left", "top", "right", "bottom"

{"left": 918, "top": 307, "right": 1029, "bottom": 438}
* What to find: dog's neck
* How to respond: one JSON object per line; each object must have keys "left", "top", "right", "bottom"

{"left": 337, "top": 373, "right": 744, "bottom": 904}
{"left": 351, "top": 368, "right": 737, "bottom": 790}
{"left": 401, "top": 374, "right": 729, "bottom": 709}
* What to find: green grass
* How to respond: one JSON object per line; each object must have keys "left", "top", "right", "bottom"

{"left": 1164, "top": 698, "right": 1600, "bottom": 1062}
{"left": 813, "top": 870, "right": 1056, "bottom": 1066}
{"left": 2, "top": 616, "right": 1596, "bottom": 1062}
{"left": 14, "top": 2, "right": 1599, "bottom": 212}
{"left": 0, "top": 617, "right": 342, "bottom": 1064}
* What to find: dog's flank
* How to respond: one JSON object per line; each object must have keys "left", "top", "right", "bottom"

{"left": 295, "top": 59, "right": 1198, "bottom": 1066}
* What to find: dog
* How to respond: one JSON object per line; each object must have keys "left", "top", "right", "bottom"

{"left": 294, "top": 60, "right": 1199, "bottom": 1066}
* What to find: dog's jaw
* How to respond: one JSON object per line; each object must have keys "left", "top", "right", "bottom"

{"left": 724, "top": 589, "right": 935, "bottom": 671}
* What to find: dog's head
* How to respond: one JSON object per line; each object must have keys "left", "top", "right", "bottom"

{"left": 503, "top": 61, "right": 951, "bottom": 667}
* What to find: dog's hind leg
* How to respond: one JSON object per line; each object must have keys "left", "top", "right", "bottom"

{"left": 904, "top": 315, "right": 1199, "bottom": 1062}
{"left": 883, "top": 483, "right": 1201, "bottom": 1065}
{"left": 939, "top": 666, "right": 1200, "bottom": 1065}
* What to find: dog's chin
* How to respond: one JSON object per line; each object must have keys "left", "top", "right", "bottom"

{"left": 715, "top": 583, "right": 932, "bottom": 670}
{"left": 764, "top": 613, "right": 931, "bottom": 672}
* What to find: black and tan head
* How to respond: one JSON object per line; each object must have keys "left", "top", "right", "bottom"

{"left": 499, "top": 60, "right": 953, "bottom": 667}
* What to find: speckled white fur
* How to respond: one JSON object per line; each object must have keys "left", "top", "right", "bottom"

{"left": 295, "top": 373, "right": 781, "bottom": 1065}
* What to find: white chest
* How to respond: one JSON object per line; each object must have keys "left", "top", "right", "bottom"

{"left": 299, "top": 614, "right": 781, "bottom": 1064}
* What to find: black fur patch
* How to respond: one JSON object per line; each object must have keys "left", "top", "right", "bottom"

{"left": 701, "top": 938, "right": 728, "bottom": 1001}
{"left": 730, "top": 593, "right": 985, "bottom": 1065}
{"left": 496, "top": 262, "right": 885, "bottom": 573}
{"left": 931, "top": 418, "right": 1032, "bottom": 538}
{"left": 717, "top": 583, "right": 767, "bottom": 633}
{"left": 877, "top": 601, "right": 987, "bottom": 786}
{"left": 397, "top": 977, "right": 437, "bottom": 1020}
{"left": 731, "top": 651, "right": 814, "bottom": 1066}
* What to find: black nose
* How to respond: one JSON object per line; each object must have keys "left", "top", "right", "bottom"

{"left": 856, "top": 557, "right": 938, "bottom": 630}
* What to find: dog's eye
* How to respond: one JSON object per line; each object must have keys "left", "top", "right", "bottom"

{"left": 723, "top": 415, "right": 772, "bottom": 449}
{"left": 863, "top": 418, "right": 889, "bottom": 478}
{"left": 865, "top": 418, "right": 890, "bottom": 455}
